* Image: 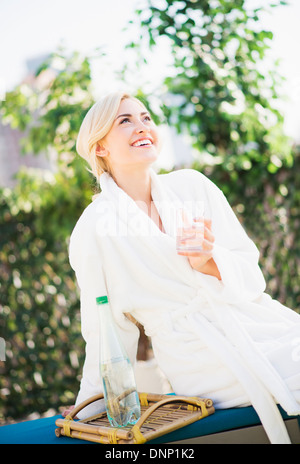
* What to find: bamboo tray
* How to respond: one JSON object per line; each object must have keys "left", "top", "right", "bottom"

{"left": 55, "top": 392, "right": 215, "bottom": 444}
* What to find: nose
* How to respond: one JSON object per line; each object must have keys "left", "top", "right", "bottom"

{"left": 135, "top": 120, "right": 148, "bottom": 133}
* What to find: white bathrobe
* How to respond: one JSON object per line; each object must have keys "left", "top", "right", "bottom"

{"left": 69, "top": 168, "right": 300, "bottom": 444}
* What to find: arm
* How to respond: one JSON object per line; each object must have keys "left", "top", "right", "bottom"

{"left": 205, "top": 179, "right": 266, "bottom": 303}
{"left": 178, "top": 169, "right": 266, "bottom": 303}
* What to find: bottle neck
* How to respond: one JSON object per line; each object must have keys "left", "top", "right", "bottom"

{"left": 98, "top": 302, "right": 114, "bottom": 331}
{"left": 97, "top": 301, "right": 127, "bottom": 362}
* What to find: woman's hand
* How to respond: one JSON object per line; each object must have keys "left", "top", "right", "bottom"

{"left": 177, "top": 218, "right": 221, "bottom": 280}
{"left": 62, "top": 405, "right": 78, "bottom": 419}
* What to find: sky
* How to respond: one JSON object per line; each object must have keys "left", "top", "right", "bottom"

{"left": 0, "top": 0, "right": 299, "bottom": 141}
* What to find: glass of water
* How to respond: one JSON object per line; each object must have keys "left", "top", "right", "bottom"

{"left": 176, "top": 202, "right": 205, "bottom": 252}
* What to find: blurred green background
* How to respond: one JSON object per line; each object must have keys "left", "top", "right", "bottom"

{"left": 0, "top": 0, "right": 299, "bottom": 422}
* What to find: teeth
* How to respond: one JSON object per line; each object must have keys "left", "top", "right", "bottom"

{"left": 132, "top": 139, "right": 152, "bottom": 147}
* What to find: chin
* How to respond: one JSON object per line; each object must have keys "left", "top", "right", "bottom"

{"left": 146, "top": 154, "right": 159, "bottom": 166}
{"left": 138, "top": 150, "right": 158, "bottom": 164}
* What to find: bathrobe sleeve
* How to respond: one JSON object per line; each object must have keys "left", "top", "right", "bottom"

{"left": 189, "top": 170, "right": 266, "bottom": 303}
{"left": 68, "top": 209, "right": 139, "bottom": 418}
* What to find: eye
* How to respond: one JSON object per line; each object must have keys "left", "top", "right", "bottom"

{"left": 120, "top": 117, "right": 130, "bottom": 124}
{"left": 143, "top": 114, "right": 151, "bottom": 122}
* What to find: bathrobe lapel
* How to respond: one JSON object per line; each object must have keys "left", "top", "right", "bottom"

{"left": 99, "top": 169, "right": 175, "bottom": 238}
{"left": 99, "top": 169, "right": 200, "bottom": 288}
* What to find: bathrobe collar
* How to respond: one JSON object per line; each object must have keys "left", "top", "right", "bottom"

{"left": 99, "top": 168, "right": 180, "bottom": 238}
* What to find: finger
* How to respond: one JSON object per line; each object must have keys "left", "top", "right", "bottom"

{"left": 178, "top": 252, "right": 213, "bottom": 262}
{"left": 205, "top": 219, "right": 212, "bottom": 231}
{"left": 204, "top": 227, "right": 215, "bottom": 243}
{"left": 202, "top": 238, "right": 214, "bottom": 252}
{"left": 62, "top": 406, "right": 75, "bottom": 417}
{"left": 178, "top": 233, "right": 214, "bottom": 249}
{"left": 179, "top": 233, "right": 214, "bottom": 247}
{"left": 194, "top": 217, "right": 212, "bottom": 228}
{"left": 177, "top": 247, "right": 213, "bottom": 257}
{"left": 193, "top": 216, "right": 205, "bottom": 224}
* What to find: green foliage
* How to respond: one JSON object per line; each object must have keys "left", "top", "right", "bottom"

{"left": 1, "top": 50, "right": 94, "bottom": 169}
{"left": 134, "top": 0, "right": 293, "bottom": 178}
{"left": 0, "top": 50, "right": 97, "bottom": 421}
{"left": 0, "top": 169, "right": 92, "bottom": 421}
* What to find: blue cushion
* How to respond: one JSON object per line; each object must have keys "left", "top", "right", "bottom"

{"left": 0, "top": 405, "right": 297, "bottom": 444}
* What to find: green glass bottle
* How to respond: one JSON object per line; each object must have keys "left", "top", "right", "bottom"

{"left": 96, "top": 296, "right": 141, "bottom": 427}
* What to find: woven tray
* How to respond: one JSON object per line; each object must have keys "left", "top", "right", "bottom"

{"left": 55, "top": 392, "right": 215, "bottom": 444}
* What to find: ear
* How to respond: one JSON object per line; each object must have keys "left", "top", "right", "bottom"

{"left": 95, "top": 143, "right": 109, "bottom": 158}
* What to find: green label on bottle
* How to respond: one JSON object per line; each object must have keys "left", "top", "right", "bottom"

{"left": 96, "top": 296, "right": 108, "bottom": 305}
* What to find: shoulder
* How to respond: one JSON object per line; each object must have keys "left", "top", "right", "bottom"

{"left": 158, "top": 168, "right": 213, "bottom": 186}
{"left": 69, "top": 194, "right": 107, "bottom": 252}
{"left": 68, "top": 194, "right": 111, "bottom": 270}
{"left": 158, "top": 168, "right": 222, "bottom": 197}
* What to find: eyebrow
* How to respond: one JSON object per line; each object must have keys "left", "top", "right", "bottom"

{"left": 115, "top": 111, "right": 149, "bottom": 120}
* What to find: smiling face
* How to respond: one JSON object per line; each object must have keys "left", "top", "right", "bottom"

{"left": 96, "top": 98, "right": 160, "bottom": 175}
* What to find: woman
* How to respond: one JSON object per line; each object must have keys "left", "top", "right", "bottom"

{"left": 68, "top": 91, "right": 300, "bottom": 443}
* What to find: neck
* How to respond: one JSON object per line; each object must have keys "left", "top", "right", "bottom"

{"left": 111, "top": 166, "right": 152, "bottom": 205}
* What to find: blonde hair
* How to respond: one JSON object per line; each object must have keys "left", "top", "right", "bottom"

{"left": 76, "top": 91, "right": 145, "bottom": 181}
